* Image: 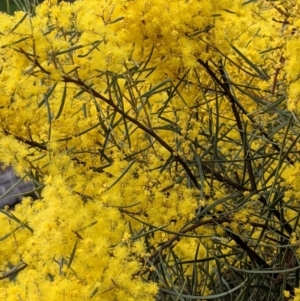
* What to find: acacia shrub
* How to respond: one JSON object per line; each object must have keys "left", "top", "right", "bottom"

{"left": 0, "top": 0, "right": 300, "bottom": 300}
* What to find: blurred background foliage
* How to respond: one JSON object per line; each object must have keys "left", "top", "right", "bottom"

{"left": 0, "top": 0, "right": 75, "bottom": 14}
{"left": 0, "top": 0, "right": 42, "bottom": 14}
{"left": 0, "top": 0, "right": 19, "bottom": 14}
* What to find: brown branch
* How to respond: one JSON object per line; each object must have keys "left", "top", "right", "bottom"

{"left": 217, "top": 60, "right": 257, "bottom": 191}
{"left": 2, "top": 128, "right": 47, "bottom": 151}
{"left": 133, "top": 215, "right": 294, "bottom": 294}
{"left": 197, "top": 58, "right": 294, "bottom": 166}
{"left": 18, "top": 48, "right": 51, "bottom": 75}
{"left": 197, "top": 59, "right": 294, "bottom": 237}
{"left": 146, "top": 218, "right": 288, "bottom": 263}
{"left": 62, "top": 75, "right": 200, "bottom": 189}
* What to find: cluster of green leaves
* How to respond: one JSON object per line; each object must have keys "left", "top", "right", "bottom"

{"left": 0, "top": 0, "right": 41, "bottom": 14}
{"left": 0, "top": 0, "right": 300, "bottom": 300}
{"left": 0, "top": 0, "right": 76, "bottom": 14}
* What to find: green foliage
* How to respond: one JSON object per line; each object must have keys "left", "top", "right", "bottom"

{"left": 0, "top": 0, "right": 74, "bottom": 14}
{"left": 0, "top": 0, "right": 18, "bottom": 14}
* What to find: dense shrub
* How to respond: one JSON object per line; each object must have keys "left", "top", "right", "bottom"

{"left": 0, "top": 0, "right": 300, "bottom": 300}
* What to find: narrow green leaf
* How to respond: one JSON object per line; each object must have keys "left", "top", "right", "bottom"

{"left": 55, "top": 82, "right": 67, "bottom": 119}
{"left": 56, "top": 44, "right": 85, "bottom": 56}
{"left": 67, "top": 240, "right": 78, "bottom": 269}
{"left": 107, "top": 160, "right": 135, "bottom": 190}
{"left": 0, "top": 210, "right": 33, "bottom": 233}
{"left": 77, "top": 40, "right": 102, "bottom": 58}
{"left": 230, "top": 44, "right": 269, "bottom": 79}
{"left": 38, "top": 82, "right": 58, "bottom": 108}
{"left": 160, "top": 279, "right": 247, "bottom": 299}
{"left": 9, "top": 12, "right": 28, "bottom": 33}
